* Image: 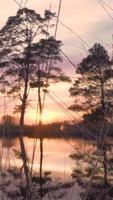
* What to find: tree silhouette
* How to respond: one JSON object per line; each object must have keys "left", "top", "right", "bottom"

{"left": 0, "top": 8, "right": 58, "bottom": 197}
{"left": 70, "top": 142, "right": 113, "bottom": 200}
{"left": 69, "top": 43, "right": 113, "bottom": 185}
{"left": 29, "top": 35, "right": 70, "bottom": 200}
{"left": 0, "top": 7, "right": 70, "bottom": 198}
{"left": 1, "top": 115, "right": 16, "bottom": 126}
{"left": 69, "top": 43, "right": 113, "bottom": 122}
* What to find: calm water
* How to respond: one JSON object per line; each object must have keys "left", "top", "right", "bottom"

{"left": 0, "top": 137, "right": 95, "bottom": 180}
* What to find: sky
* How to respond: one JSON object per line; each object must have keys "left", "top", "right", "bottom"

{"left": 0, "top": 0, "right": 113, "bottom": 124}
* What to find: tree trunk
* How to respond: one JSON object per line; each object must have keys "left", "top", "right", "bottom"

{"left": 39, "top": 136, "right": 43, "bottom": 183}
{"left": 99, "top": 69, "right": 108, "bottom": 185}
{"left": 39, "top": 133, "right": 43, "bottom": 200}
{"left": 19, "top": 76, "right": 31, "bottom": 199}
{"left": 99, "top": 69, "right": 105, "bottom": 111}
{"left": 103, "top": 146, "right": 108, "bottom": 185}
{"left": 38, "top": 71, "right": 44, "bottom": 200}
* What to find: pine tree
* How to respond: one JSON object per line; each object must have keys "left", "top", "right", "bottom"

{"left": 69, "top": 43, "right": 113, "bottom": 122}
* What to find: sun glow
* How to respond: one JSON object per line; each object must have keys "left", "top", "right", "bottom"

{"left": 41, "top": 110, "right": 58, "bottom": 124}
{"left": 26, "top": 108, "right": 60, "bottom": 124}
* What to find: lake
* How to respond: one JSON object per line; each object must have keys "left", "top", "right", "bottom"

{"left": 0, "top": 137, "right": 96, "bottom": 180}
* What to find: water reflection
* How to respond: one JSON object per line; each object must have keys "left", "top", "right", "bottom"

{"left": 1, "top": 138, "right": 18, "bottom": 148}
{"left": 0, "top": 137, "right": 96, "bottom": 178}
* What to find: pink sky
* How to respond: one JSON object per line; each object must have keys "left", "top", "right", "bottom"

{"left": 0, "top": 0, "right": 113, "bottom": 124}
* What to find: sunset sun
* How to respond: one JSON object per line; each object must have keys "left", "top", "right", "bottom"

{"left": 26, "top": 109, "right": 59, "bottom": 124}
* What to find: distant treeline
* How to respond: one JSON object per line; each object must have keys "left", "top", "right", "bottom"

{"left": 0, "top": 121, "right": 88, "bottom": 139}
{"left": 0, "top": 122, "right": 61, "bottom": 138}
{"left": 0, "top": 120, "right": 113, "bottom": 139}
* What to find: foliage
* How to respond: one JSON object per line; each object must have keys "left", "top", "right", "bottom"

{"left": 69, "top": 43, "right": 113, "bottom": 121}
{"left": 0, "top": 8, "right": 70, "bottom": 114}
{"left": 1, "top": 115, "right": 16, "bottom": 126}
{"left": 70, "top": 141, "right": 113, "bottom": 200}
